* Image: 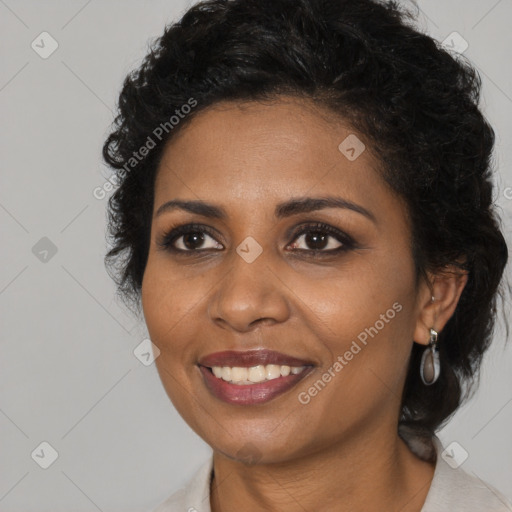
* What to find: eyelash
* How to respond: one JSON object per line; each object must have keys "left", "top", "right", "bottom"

{"left": 156, "top": 222, "right": 356, "bottom": 257}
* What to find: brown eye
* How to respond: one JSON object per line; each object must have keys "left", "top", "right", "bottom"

{"left": 157, "top": 221, "right": 355, "bottom": 257}
{"left": 175, "top": 231, "right": 217, "bottom": 251}
{"left": 290, "top": 230, "right": 343, "bottom": 251}
{"left": 157, "top": 223, "right": 223, "bottom": 252}
{"left": 287, "top": 222, "right": 354, "bottom": 254}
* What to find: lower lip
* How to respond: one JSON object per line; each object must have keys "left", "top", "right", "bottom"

{"left": 199, "top": 365, "right": 311, "bottom": 405}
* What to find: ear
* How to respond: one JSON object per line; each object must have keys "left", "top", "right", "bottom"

{"left": 413, "top": 264, "right": 469, "bottom": 346}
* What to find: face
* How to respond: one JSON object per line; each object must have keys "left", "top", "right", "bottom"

{"left": 141, "top": 96, "right": 428, "bottom": 464}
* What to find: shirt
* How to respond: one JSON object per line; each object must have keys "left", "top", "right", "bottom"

{"left": 152, "top": 435, "right": 512, "bottom": 511}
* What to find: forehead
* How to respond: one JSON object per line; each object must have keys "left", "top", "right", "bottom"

{"left": 153, "top": 96, "right": 395, "bottom": 216}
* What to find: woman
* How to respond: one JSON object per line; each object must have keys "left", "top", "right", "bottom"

{"left": 102, "top": 0, "right": 512, "bottom": 510}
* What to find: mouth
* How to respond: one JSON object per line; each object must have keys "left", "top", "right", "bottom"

{"left": 197, "top": 349, "right": 315, "bottom": 405}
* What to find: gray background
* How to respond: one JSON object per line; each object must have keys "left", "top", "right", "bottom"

{"left": 1, "top": 1, "right": 511, "bottom": 510}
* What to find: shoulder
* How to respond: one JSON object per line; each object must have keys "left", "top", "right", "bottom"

{"left": 150, "top": 456, "right": 214, "bottom": 512}
{"left": 423, "top": 464, "right": 512, "bottom": 512}
{"left": 151, "top": 488, "right": 186, "bottom": 512}
{"left": 421, "top": 436, "right": 512, "bottom": 512}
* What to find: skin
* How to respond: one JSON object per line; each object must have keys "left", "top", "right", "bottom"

{"left": 141, "top": 96, "right": 468, "bottom": 512}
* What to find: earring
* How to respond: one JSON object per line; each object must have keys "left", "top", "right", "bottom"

{"left": 420, "top": 328, "right": 440, "bottom": 385}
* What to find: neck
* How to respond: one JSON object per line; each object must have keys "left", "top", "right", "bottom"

{"left": 210, "top": 424, "right": 435, "bottom": 512}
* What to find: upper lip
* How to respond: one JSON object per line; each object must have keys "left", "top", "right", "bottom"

{"left": 198, "top": 349, "right": 315, "bottom": 368}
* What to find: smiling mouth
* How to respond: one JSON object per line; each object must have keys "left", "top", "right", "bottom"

{"left": 204, "top": 363, "right": 309, "bottom": 385}
{"left": 198, "top": 364, "right": 313, "bottom": 405}
{"left": 196, "top": 348, "right": 315, "bottom": 404}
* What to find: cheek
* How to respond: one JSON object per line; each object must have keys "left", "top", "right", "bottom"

{"left": 141, "top": 259, "right": 199, "bottom": 355}
{"left": 292, "top": 251, "right": 416, "bottom": 387}
{"left": 292, "top": 252, "right": 412, "bottom": 335}
{"left": 141, "top": 262, "right": 201, "bottom": 411}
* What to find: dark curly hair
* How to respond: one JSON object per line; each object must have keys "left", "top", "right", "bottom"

{"left": 102, "top": 0, "right": 510, "bottom": 439}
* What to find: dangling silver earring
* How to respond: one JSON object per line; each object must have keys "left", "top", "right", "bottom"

{"left": 420, "top": 327, "right": 440, "bottom": 385}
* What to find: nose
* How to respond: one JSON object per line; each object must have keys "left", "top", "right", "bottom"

{"left": 207, "top": 253, "right": 291, "bottom": 333}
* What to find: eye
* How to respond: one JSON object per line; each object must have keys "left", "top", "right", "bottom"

{"left": 157, "top": 223, "right": 223, "bottom": 252}
{"left": 156, "top": 221, "right": 355, "bottom": 255}
{"left": 286, "top": 222, "right": 353, "bottom": 254}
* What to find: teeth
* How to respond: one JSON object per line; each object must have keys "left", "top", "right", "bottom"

{"left": 266, "top": 364, "right": 281, "bottom": 380}
{"left": 248, "top": 365, "right": 266, "bottom": 383}
{"left": 231, "top": 367, "right": 248, "bottom": 382}
{"left": 211, "top": 364, "right": 306, "bottom": 384}
{"left": 221, "top": 367, "right": 231, "bottom": 381}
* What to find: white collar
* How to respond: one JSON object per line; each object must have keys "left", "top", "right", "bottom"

{"left": 159, "top": 434, "right": 512, "bottom": 511}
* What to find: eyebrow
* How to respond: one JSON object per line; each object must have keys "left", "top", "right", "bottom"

{"left": 155, "top": 196, "right": 377, "bottom": 224}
